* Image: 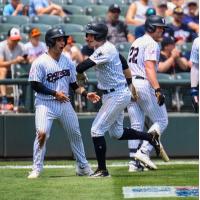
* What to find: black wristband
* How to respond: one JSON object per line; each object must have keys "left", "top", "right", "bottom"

{"left": 81, "top": 90, "right": 88, "bottom": 97}
{"left": 126, "top": 78, "right": 132, "bottom": 86}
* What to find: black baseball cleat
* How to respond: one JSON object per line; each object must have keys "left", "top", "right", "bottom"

{"left": 149, "top": 131, "right": 161, "bottom": 156}
{"left": 89, "top": 168, "right": 111, "bottom": 178}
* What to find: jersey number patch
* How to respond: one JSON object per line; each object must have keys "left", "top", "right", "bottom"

{"left": 129, "top": 47, "right": 139, "bottom": 64}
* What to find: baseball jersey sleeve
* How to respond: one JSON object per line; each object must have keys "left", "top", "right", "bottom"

{"left": 89, "top": 48, "right": 110, "bottom": 65}
{"left": 190, "top": 37, "right": 199, "bottom": 64}
{"left": 144, "top": 43, "right": 160, "bottom": 61}
{"left": 0, "top": 42, "right": 4, "bottom": 60}
{"left": 28, "top": 61, "right": 44, "bottom": 83}
{"left": 69, "top": 62, "right": 77, "bottom": 83}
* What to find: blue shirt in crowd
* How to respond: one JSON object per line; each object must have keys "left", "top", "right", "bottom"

{"left": 29, "top": 0, "right": 49, "bottom": 17}
{"left": 3, "top": 4, "right": 23, "bottom": 16}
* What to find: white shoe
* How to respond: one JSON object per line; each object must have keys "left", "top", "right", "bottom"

{"left": 128, "top": 160, "right": 149, "bottom": 172}
{"left": 134, "top": 150, "right": 157, "bottom": 170}
{"left": 129, "top": 161, "right": 143, "bottom": 172}
{"left": 76, "top": 165, "right": 94, "bottom": 176}
{"left": 27, "top": 170, "right": 40, "bottom": 179}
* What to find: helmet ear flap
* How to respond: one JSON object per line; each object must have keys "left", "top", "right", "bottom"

{"left": 146, "top": 23, "right": 156, "bottom": 33}
{"left": 46, "top": 38, "right": 56, "bottom": 48}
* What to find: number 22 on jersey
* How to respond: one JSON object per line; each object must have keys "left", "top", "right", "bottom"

{"left": 129, "top": 46, "right": 139, "bottom": 64}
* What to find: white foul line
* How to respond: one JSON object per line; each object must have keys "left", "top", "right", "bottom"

{"left": 0, "top": 160, "right": 198, "bottom": 169}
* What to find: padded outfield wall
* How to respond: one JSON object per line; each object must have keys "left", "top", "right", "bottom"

{"left": 0, "top": 113, "right": 198, "bottom": 158}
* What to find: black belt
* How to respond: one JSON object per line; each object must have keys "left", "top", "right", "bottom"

{"left": 135, "top": 76, "right": 145, "bottom": 80}
{"left": 101, "top": 88, "right": 115, "bottom": 94}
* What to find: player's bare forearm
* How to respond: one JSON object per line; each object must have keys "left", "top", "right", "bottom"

{"left": 123, "top": 68, "right": 132, "bottom": 78}
{"left": 145, "top": 60, "right": 160, "bottom": 89}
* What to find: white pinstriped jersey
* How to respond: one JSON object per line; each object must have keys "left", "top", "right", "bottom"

{"left": 190, "top": 37, "right": 199, "bottom": 64}
{"left": 29, "top": 52, "right": 76, "bottom": 100}
{"left": 89, "top": 41, "right": 126, "bottom": 90}
{"left": 128, "top": 34, "right": 160, "bottom": 78}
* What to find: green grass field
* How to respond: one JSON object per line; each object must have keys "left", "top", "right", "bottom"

{"left": 0, "top": 159, "right": 198, "bottom": 200}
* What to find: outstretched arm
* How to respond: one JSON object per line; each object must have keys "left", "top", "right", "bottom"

{"left": 70, "top": 82, "right": 100, "bottom": 103}
{"left": 76, "top": 58, "right": 96, "bottom": 73}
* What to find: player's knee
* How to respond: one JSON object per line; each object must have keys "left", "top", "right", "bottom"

{"left": 109, "top": 130, "right": 123, "bottom": 139}
{"left": 162, "top": 118, "right": 168, "bottom": 130}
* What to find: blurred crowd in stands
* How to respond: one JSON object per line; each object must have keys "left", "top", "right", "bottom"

{"left": 0, "top": 0, "right": 198, "bottom": 113}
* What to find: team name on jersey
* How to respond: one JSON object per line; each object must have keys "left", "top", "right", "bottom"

{"left": 46, "top": 69, "right": 70, "bottom": 83}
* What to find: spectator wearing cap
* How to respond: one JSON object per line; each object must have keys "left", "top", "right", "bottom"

{"left": 3, "top": 0, "right": 27, "bottom": 16}
{"left": 166, "top": 0, "right": 186, "bottom": 16}
{"left": 182, "top": 0, "right": 199, "bottom": 33}
{"left": 29, "top": 0, "right": 66, "bottom": 17}
{"left": 0, "top": 27, "right": 26, "bottom": 105}
{"left": 158, "top": 36, "right": 189, "bottom": 74}
{"left": 134, "top": 7, "right": 156, "bottom": 39}
{"left": 101, "top": 4, "right": 134, "bottom": 44}
{"left": 24, "top": 27, "right": 47, "bottom": 63}
{"left": 164, "top": 7, "right": 196, "bottom": 44}
{"left": 155, "top": 1, "right": 169, "bottom": 17}
{"left": 125, "top": 0, "right": 150, "bottom": 26}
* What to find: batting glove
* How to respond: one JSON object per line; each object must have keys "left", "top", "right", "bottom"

{"left": 155, "top": 88, "right": 165, "bottom": 106}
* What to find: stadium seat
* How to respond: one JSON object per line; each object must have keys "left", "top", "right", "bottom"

{"left": 115, "top": 42, "right": 131, "bottom": 52}
{"left": 96, "top": 0, "right": 125, "bottom": 6}
{"left": 21, "top": 0, "right": 30, "bottom": 5}
{"left": 0, "top": 32, "right": 6, "bottom": 41}
{"left": 174, "top": 72, "right": 191, "bottom": 111}
{"left": 31, "top": 15, "right": 63, "bottom": 25}
{"left": 0, "top": 15, "right": 29, "bottom": 25}
{"left": 64, "top": 14, "right": 93, "bottom": 26}
{"left": 21, "top": 23, "right": 52, "bottom": 34}
{"left": 66, "top": 0, "right": 93, "bottom": 6}
{"left": 70, "top": 32, "right": 85, "bottom": 44}
{"left": 85, "top": 5, "right": 108, "bottom": 17}
{"left": 0, "top": 24, "right": 20, "bottom": 33}
{"left": 157, "top": 73, "right": 174, "bottom": 83}
{"left": 13, "top": 63, "right": 32, "bottom": 78}
{"left": 175, "top": 72, "right": 190, "bottom": 83}
{"left": 120, "top": 51, "right": 129, "bottom": 59}
{"left": 0, "top": 5, "right": 4, "bottom": 15}
{"left": 157, "top": 73, "right": 176, "bottom": 111}
{"left": 20, "top": 33, "right": 29, "bottom": 43}
{"left": 62, "top": 5, "right": 85, "bottom": 15}
{"left": 120, "top": 5, "right": 129, "bottom": 16}
{"left": 127, "top": 25, "right": 136, "bottom": 35}
{"left": 53, "top": 23, "right": 84, "bottom": 34}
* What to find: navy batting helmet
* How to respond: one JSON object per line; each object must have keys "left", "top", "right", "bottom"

{"left": 145, "top": 15, "right": 167, "bottom": 33}
{"left": 45, "top": 27, "right": 68, "bottom": 47}
{"left": 85, "top": 22, "right": 108, "bottom": 41}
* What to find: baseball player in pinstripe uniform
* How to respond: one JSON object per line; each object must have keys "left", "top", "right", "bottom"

{"left": 76, "top": 22, "right": 165, "bottom": 177}
{"left": 127, "top": 15, "right": 168, "bottom": 172}
{"left": 190, "top": 36, "right": 199, "bottom": 113}
{"left": 127, "top": 15, "right": 169, "bottom": 172}
{"left": 27, "top": 27, "right": 100, "bottom": 179}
